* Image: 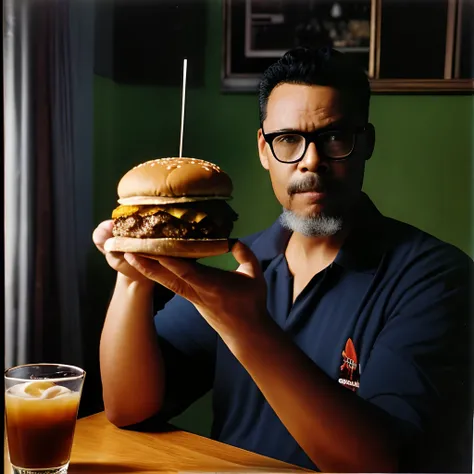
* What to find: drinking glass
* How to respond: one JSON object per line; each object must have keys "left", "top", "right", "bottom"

{"left": 5, "top": 363, "right": 85, "bottom": 474}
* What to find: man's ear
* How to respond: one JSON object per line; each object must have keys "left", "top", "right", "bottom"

{"left": 257, "top": 128, "right": 270, "bottom": 170}
{"left": 364, "top": 123, "right": 375, "bottom": 161}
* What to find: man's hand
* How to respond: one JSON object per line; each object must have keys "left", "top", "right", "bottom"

{"left": 123, "top": 241, "right": 270, "bottom": 340}
{"left": 92, "top": 220, "right": 153, "bottom": 286}
{"left": 125, "top": 239, "right": 397, "bottom": 473}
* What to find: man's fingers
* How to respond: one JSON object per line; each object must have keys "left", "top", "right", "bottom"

{"left": 92, "top": 220, "right": 114, "bottom": 254}
{"left": 92, "top": 220, "right": 114, "bottom": 240}
{"left": 154, "top": 256, "right": 203, "bottom": 286}
{"left": 156, "top": 256, "right": 242, "bottom": 293}
{"left": 124, "top": 253, "right": 175, "bottom": 281}
{"left": 102, "top": 219, "right": 114, "bottom": 230}
{"left": 157, "top": 242, "right": 262, "bottom": 289}
{"left": 124, "top": 253, "right": 195, "bottom": 298}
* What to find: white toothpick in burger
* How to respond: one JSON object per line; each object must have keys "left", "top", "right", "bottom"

{"left": 104, "top": 157, "right": 238, "bottom": 259}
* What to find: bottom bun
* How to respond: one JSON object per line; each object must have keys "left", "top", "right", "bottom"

{"left": 104, "top": 236, "right": 232, "bottom": 258}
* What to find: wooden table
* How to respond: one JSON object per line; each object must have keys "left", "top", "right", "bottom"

{"left": 5, "top": 412, "right": 312, "bottom": 473}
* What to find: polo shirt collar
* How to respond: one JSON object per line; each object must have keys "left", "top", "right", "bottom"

{"left": 333, "top": 194, "right": 387, "bottom": 274}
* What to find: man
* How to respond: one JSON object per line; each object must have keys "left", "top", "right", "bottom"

{"left": 93, "top": 47, "right": 472, "bottom": 473}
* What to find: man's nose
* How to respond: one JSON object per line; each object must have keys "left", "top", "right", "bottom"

{"left": 297, "top": 142, "right": 329, "bottom": 174}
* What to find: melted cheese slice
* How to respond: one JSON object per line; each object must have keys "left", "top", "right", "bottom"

{"left": 112, "top": 205, "right": 207, "bottom": 223}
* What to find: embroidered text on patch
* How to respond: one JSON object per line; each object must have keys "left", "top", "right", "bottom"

{"left": 338, "top": 338, "right": 360, "bottom": 392}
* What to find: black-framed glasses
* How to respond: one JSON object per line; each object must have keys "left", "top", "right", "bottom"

{"left": 261, "top": 125, "right": 369, "bottom": 164}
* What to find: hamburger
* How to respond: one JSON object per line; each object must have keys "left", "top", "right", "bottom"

{"left": 103, "top": 157, "right": 238, "bottom": 258}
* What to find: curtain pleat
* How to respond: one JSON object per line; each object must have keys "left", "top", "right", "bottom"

{"left": 4, "top": 0, "right": 94, "bottom": 370}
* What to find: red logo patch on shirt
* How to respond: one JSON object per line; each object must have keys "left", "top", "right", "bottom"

{"left": 338, "top": 338, "right": 360, "bottom": 392}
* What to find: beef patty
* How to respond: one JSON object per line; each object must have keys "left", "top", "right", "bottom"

{"left": 112, "top": 211, "right": 232, "bottom": 239}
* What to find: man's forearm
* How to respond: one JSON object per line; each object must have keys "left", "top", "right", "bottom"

{"left": 100, "top": 274, "right": 165, "bottom": 427}
{"left": 224, "top": 317, "right": 398, "bottom": 473}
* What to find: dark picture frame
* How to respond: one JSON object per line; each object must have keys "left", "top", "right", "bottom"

{"left": 222, "top": 0, "right": 473, "bottom": 93}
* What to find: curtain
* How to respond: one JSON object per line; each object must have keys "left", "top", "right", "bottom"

{"left": 4, "top": 0, "right": 94, "bottom": 369}
{"left": 4, "top": 0, "right": 34, "bottom": 369}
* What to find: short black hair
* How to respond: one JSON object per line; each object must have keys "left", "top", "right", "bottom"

{"left": 258, "top": 46, "right": 371, "bottom": 124}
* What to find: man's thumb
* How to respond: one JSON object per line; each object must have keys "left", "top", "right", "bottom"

{"left": 232, "top": 241, "right": 261, "bottom": 278}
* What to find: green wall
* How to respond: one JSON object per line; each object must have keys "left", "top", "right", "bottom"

{"left": 92, "top": 0, "right": 472, "bottom": 437}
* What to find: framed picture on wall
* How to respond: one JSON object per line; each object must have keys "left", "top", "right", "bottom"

{"left": 222, "top": 0, "right": 473, "bottom": 93}
{"left": 222, "top": 0, "right": 374, "bottom": 92}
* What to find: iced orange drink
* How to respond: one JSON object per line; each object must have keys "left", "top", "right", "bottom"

{"left": 5, "top": 364, "right": 85, "bottom": 474}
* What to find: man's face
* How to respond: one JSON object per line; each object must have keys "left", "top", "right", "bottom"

{"left": 258, "top": 84, "right": 372, "bottom": 227}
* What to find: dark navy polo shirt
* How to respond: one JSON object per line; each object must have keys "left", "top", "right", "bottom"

{"left": 153, "top": 194, "right": 473, "bottom": 473}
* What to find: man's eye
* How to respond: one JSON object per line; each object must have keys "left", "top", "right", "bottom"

{"left": 276, "top": 135, "right": 301, "bottom": 144}
{"left": 323, "top": 131, "right": 352, "bottom": 144}
{"left": 327, "top": 133, "right": 343, "bottom": 142}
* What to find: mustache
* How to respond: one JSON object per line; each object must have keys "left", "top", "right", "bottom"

{"left": 287, "top": 174, "right": 328, "bottom": 195}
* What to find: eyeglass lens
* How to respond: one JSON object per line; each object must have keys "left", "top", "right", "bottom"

{"left": 272, "top": 130, "right": 355, "bottom": 162}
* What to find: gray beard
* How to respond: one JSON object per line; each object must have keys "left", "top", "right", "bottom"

{"left": 279, "top": 208, "right": 343, "bottom": 237}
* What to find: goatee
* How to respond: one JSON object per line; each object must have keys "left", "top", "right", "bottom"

{"left": 279, "top": 208, "right": 343, "bottom": 237}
